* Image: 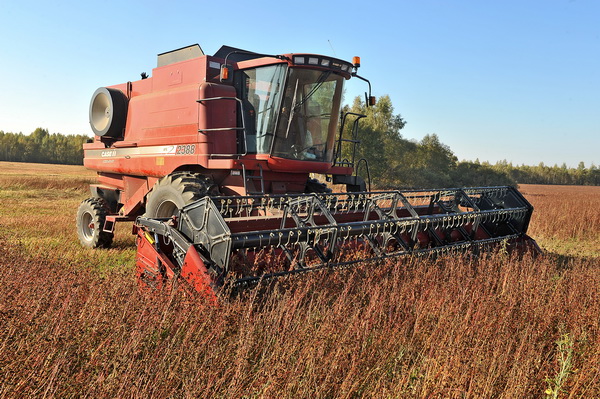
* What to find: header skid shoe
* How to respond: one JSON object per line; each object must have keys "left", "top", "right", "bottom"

{"left": 135, "top": 186, "right": 539, "bottom": 295}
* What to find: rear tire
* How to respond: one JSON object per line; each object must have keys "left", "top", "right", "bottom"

{"left": 145, "top": 172, "right": 218, "bottom": 218}
{"left": 76, "top": 197, "right": 114, "bottom": 248}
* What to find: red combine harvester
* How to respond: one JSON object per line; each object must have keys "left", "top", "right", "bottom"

{"left": 77, "top": 44, "right": 538, "bottom": 296}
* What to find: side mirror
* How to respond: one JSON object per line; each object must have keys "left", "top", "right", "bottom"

{"left": 365, "top": 93, "right": 376, "bottom": 107}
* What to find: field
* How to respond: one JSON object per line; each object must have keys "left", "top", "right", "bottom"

{"left": 0, "top": 161, "right": 599, "bottom": 398}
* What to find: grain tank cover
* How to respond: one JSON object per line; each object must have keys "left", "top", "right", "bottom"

{"left": 213, "top": 45, "right": 262, "bottom": 62}
{"left": 157, "top": 44, "right": 204, "bottom": 67}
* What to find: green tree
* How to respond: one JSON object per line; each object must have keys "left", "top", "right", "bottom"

{"left": 340, "top": 95, "right": 409, "bottom": 187}
{"left": 0, "top": 128, "right": 89, "bottom": 165}
{"left": 337, "top": 95, "right": 516, "bottom": 188}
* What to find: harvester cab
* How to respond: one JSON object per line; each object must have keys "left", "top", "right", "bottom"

{"left": 232, "top": 55, "right": 343, "bottom": 162}
{"left": 77, "top": 43, "right": 539, "bottom": 297}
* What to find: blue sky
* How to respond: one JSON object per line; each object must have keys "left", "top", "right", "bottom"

{"left": 1, "top": 0, "right": 598, "bottom": 167}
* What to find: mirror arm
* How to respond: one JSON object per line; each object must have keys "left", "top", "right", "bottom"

{"left": 351, "top": 73, "right": 376, "bottom": 106}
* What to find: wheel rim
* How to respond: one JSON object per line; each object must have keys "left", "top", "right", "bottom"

{"left": 155, "top": 200, "right": 178, "bottom": 218}
{"left": 81, "top": 211, "right": 94, "bottom": 241}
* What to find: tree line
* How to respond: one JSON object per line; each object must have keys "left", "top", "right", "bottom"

{"left": 0, "top": 128, "right": 89, "bottom": 165}
{"left": 487, "top": 160, "right": 600, "bottom": 186}
{"left": 2, "top": 98, "right": 598, "bottom": 187}
{"left": 341, "top": 95, "right": 600, "bottom": 188}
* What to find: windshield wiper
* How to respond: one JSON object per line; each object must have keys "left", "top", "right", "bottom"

{"left": 292, "top": 71, "right": 331, "bottom": 111}
{"left": 285, "top": 78, "right": 300, "bottom": 139}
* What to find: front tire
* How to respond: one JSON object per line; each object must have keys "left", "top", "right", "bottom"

{"left": 76, "top": 197, "right": 114, "bottom": 248}
{"left": 145, "top": 172, "right": 218, "bottom": 218}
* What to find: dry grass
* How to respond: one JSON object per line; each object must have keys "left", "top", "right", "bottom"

{"left": 0, "top": 161, "right": 135, "bottom": 268}
{"left": 520, "top": 184, "right": 600, "bottom": 258}
{"left": 0, "top": 161, "right": 96, "bottom": 189}
{"left": 0, "top": 162, "right": 599, "bottom": 398}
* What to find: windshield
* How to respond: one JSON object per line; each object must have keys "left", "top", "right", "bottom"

{"left": 273, "top": 68, "right": 344, "bottom": 162}
{"left": 236, "top": 65, "right": 344, "bottom": 162}
{"left": 236, "top": 64, "right": 287, "bottom": 154}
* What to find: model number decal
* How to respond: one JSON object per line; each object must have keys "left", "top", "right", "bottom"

{"left": 176, "top": 145, "right": 196, "bottom": 155}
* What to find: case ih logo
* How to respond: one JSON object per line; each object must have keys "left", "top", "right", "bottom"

{"left": 101, "top": 150, "right": 117, "bottom": 157}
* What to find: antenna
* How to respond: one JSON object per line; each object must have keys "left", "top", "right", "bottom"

{"left": 328, "top": 40, "right": 337, "bottom": 57}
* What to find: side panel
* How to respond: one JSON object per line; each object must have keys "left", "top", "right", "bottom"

{"left": 85, "top": 58, "right": 207, "bottom": 177}
{"left": 84, "top": 67, "right": 241, "bottom": 178}
{"left": 84, "top": 144, "right": 201, "bottom": 177}
{"left": 198, "top": 83, "right": 238, "bottom": 156}
{"left": 126, "top": 85, "right": 201, "bottom": 144}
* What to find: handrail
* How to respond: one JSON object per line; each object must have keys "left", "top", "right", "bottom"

{"left": 334, "top": 112, "right": 366, "bottom": 169}
{"left": 197, "top": 96, "right": 248, "bottom": 157}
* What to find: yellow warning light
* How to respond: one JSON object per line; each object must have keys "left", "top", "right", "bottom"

{"left": 220, "top": 65, "right": 230, "bottom": 81}
{"left": 352, "top": 56, "right": 361, "bottom": 68}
